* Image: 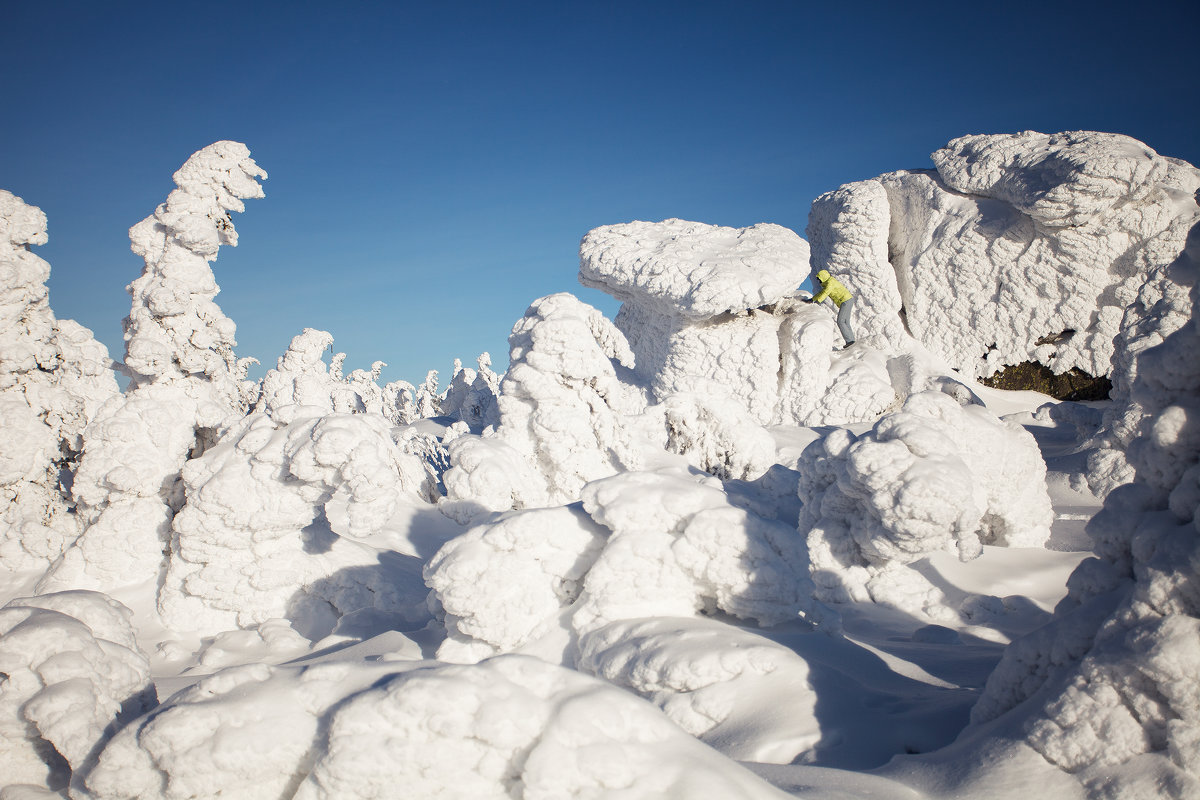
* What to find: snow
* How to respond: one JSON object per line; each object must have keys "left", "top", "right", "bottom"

{"left": 0, "top": 131, "right": 1197, "bottom": 798}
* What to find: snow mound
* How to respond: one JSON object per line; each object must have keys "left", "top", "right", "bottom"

{"left": 429, "top": 466, "right": 832, "bottom": 664}
{"left": 577, "top": 617, "right": 820, "bottom": 762}
{"left": 83, "top": 653, "right": 789, "bottom": 799}
{"left": 157, "top": 408, "right": 432, "bottom": 636}
{"left": 1, "top": 191, "right": 120, "bottom": 570}
{"left": 967, "top": 237, "right": 1200, "bottom": 797}
{"left": 808, "top": 130, "right": 1199, "bottom": 385}
{"left": 0, "top": 591, "right": 153, "bottom": 792}
{"left": 659, "top": 391, "right": 775, "bottom": 481}
{"left": 297, "top": 654, "right": 791, "bottom": 800}
{"left": 799, "top": 391, "right": 1053, "bottom": 617}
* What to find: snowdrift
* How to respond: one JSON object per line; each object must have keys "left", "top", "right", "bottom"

{"left": 0, "top": 130, "right": 1196, "bottom": 799}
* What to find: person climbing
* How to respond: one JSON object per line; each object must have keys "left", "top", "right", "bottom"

{"left": 805, "top": 269, "right": 856, "bottom": 348}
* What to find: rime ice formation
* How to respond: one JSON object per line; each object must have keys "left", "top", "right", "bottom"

{"left": 441, "top": 354, "right": 501, "bottom": 430}
{"left": 799, "top": 391, "right": 1053, "bottom": 617}
{"left": 39, "top": 142, "right": 266, "bottom": 594}
{"left": 157, "top": 408, "right": 434, "bottom": 636}
{"left": 0, "top": 192, "right": 120, "bottom": 570}
{"left": 580, "top": 219, "right": 897, "bottom": 427}
{"left": 440, "top": 293, "right": 652, "bottom": 516}
{"left": 807, "top": 130, "right": 1199, "bottom": 385}
{"left": 967, "top": 239, "right": 1200, "bottom": 797}
{"left": 0, "top": 591, "right": 154, "bottom": 790}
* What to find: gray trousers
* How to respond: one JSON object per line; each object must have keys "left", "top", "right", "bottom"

{"left": 836, "top": 298, "right": 855, "bottom": 345}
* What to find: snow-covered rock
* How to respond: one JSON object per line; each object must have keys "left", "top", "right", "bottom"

{"left": 799, "top": 391, "right": 1053, "bottom": 617}
{"left": 0, "top": 191, "right": 120, "bottom": 571}
{"left": 580, "top": 219, "right": 896, "bottom": 427}
{"left": 809, "top": 131, "right": 1198, "bottom": 383}
{"left": 0, "top": 591, "right": 153, "bottom": 792}
{"left": 968, "top": 239, "right": 1200, "bottom": 797}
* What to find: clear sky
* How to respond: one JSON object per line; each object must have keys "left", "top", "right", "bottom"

{"left": 3, "top": 0, "right": 1197, "bottom": 387}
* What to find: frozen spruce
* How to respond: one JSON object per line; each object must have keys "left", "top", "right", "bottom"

{"left": 39, "top": 142, "right": 267, "bottom": 594}
{"left": 0, "top": 191, "right": 120, "bottom": 571}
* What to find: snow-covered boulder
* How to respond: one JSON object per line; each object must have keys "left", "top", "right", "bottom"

{"left": 0, "top": 591, "right": 153, "bottom": 792}
{"left": 799, "top": 391, "right": 1053, "bottom": 617}
{"left": 580, "top": 219, "right": 896, "bottom": 426}
{"left": 157, "top": 408, "right": 433, "bottom": 637}
{"left": 0, "top": 191, "right": 120, "bottom": 571}
{"left": 809, "top": 131, "right": 1198, "bottom": 385}
{"left": 966, "top": 243, "right": 1200, "bottom": 797}
{"left": 39, "top": 142, "right": 266, "bottom": 595}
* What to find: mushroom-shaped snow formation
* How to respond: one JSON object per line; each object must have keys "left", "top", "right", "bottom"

{"left": 0, "top": 191, "right": 120, "bottom": 570}
{"left": 39, "top": 142, "right": 265, "bottom": 595}
{"left": 799, "top": 391, "right": 1053, "bottom": 618}
{"left": 580, "top": 219, "right": 895, "bottom": 426}
{"left": 966, "top": 241, "right": 1200, "bottom": 798}
{"left": 0, "top": 591, "right": 154, "bottom": 791}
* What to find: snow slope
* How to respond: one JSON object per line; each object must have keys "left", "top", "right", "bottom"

{"left": 0, "top": 131, "right": 1196, "bottom": 799}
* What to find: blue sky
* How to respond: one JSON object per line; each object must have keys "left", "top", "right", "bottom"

{"left": 3, "top": 0, "right": 1197, "bottom": 387}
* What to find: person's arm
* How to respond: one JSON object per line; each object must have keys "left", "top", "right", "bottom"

{"left": 811, "top": 283, "right": 830, "bottom": 304}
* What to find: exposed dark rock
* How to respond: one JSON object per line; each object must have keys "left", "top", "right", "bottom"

{"left": 979, "top": 361, "right": 1111, "bottom": 401}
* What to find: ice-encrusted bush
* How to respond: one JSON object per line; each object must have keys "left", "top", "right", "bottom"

{"left": 0, "top": 192, "right": 120, "bottom": 571}
{"left": 40, "top": 142, "right": 266, "bottom": 594}
{"left": 440, "top": 353, "right": 501, "bottom": 430}
{"left": 157, "top": 407, "right": 434, "bottom": 636}
{"left": 799, "top": 391, "right": 1053, "bottom": 617}
{"left": 809, "top": 131, "right": 1199, "bottom": 387}
{"left": 0, "top": 591, "right": 154, "bottom": 792}
{"left": 969, "top": 242, "right": 1200, "bottom": 798}
{"left": 83, "top": 654, "right": 790, "bottom": 800}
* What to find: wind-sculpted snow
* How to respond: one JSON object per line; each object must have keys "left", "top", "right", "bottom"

{"left": 808, "top": 131, "right": 1200, "bottom": 393}
{"left": 966, "top": 242, "right": 1200, "bottom": 798}
{"left": 0, "top": 191, "right": 119, "bottom": 570}
{"left": 799, "top": 391, "right": 1053, "bottom": 617}
{"left": 581, "top": 220, "right": 897, "bottom": 427}
{"left": 579, "top": 218, "right": 809, "bottom": 318}
{"left": 157, "top": 408, "right": 433, "bottom": 636}
{"left": 39, "top": 142, "right": 266, "bottom": 595}
{"left": 83, "top": 653, "right": 790, "bottom": 800}
{"left": 0, "top": 591, "right": 154, "bottom": 791}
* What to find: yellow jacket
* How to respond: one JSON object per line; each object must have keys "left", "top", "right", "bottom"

{"left": 811, "top": 270, "right": 852, "bottom": 307}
